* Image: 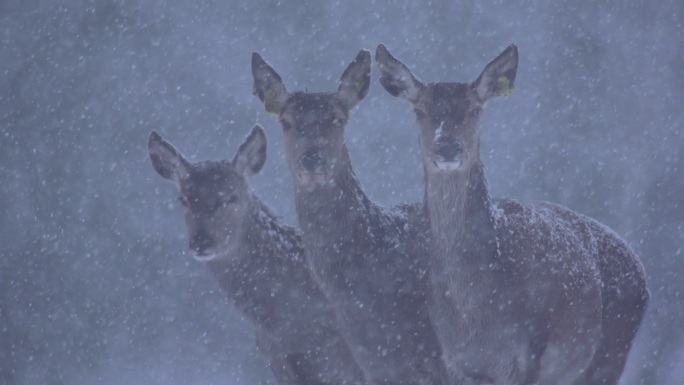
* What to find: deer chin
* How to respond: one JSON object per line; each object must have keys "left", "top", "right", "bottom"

{"left": 433, "top": 159, "right": 463, "bottom": 172}
{"left": 193, "top": 252, "right": 217, "bottom": 262}
{"left": 296, "top": 172, "right": 331, "bottom": 189}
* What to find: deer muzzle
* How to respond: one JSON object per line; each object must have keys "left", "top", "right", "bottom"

{"left": 298, "top": 148, "right": 326, "bottom": 173}
{"left": 432, "top": 137, "right": 464, "bottom": 171}
{"left": 189, "top": 231, "right": 215, "bottom": 259}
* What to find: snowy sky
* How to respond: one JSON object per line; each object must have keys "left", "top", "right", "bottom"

{"left": 1, "top": 1, "right": 682, "bottom": 384}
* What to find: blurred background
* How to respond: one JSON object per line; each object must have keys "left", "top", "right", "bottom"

{"left": 1, "top": 1, "right": 682, "bottom": 384}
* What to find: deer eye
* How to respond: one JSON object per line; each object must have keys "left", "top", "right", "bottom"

{"left": 469, "top": 107, "right": 483, "bottom": 118}
{"left": 414, "top": 108, "right": 427, "bottom": 120}
{"left": 178, "top": 196, "right": 189, "bottom": 207}
{"left": 225, "top": 194, "right": 238, "bottom": 205}
{"left": 212, "top": 194, "right": 237, "bottom": 211}
{"left": 279, "top": 117, "right": 292, "bottom": 131}
{"left": 210, "top": 200, "right": 224, "bottom": 211}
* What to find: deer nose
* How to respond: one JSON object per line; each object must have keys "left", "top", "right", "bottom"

{"left": 189, "top": 232, "right": 214, "bottom": 255}
{"left": 434, "top": 139, "right": 463, "bottom": 163}
{"left": 298, "top": 149, "right": 325, "bottom": 173}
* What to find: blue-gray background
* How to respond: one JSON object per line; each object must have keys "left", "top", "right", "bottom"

{"left": 1, "top": 1, "right": 682, "bottom": 384}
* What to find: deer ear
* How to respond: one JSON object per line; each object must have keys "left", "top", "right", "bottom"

{"left": 375, "top": 44, "right": 424, "bottom": 103}
{"left": 233, "top": 125, "right": 267, "bottom": 177}
{"left": 252, "top": 53, "right": 288, "bottom": 115}
{"left": 472, "top": 44, "right": 518, "bottom": 102}
{"left": 148, "top": 131, "right": 189, "bottom": 182}
{"left": 337, "top": 49, "right": 371, "bottom": 110}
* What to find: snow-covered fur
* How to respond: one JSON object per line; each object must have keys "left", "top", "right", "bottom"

{"left": 253, "top": 51, "right": 446, "bottom": 385}
{"left": 376, "top": 43, "right": 649, "bottom": 385}
{"left": 148, "top": 127, "right": 365, "bottom": 385}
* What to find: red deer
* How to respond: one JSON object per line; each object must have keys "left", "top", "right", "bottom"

{"left": 148, "top": 126, "right": 365, "bottom": 385}
{"left": 376, "top": 44, "right": 649, "bottom": 385}
{"left": 252, "top": 51, "right": 446, "bottom": 385}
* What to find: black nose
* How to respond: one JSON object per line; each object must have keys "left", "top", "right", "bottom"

{"left": 190, "top": 232, "right": 214, "bottom": 254}
{"left": 434, "top": 139, "right": 463, "bottom": 162}
{"left": 298, "top": 149, "right": 325, "bottom": 172}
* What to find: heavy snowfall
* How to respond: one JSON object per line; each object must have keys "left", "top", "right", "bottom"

{"left": 1, "top": 1, "right": 682, "bottom": 384}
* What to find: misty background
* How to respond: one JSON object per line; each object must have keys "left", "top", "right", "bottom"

{"left": 1, "top": 1, "right": 682, "bottom": 384}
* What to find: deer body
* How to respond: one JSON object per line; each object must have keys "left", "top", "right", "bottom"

{"left": 148, "top": 127, "right": 365, "bottom": 385}
{"left": 294, "top": 156, "right": 437, "bottom": 385}
{"left": 207, "top": 198, "right": 363, "bottom": 385}
{"left": 253, "top": 51, "right": 445, "bottom": 385}
{"left": 376, "top": 44, "right": 648, "bottom": 385}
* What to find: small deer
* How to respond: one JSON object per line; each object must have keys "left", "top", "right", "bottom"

{"left": 376, "top": 44, "right": 649, "bottom": 385}
{"left": 148, "top": 126, "right": 366, "bottom": 385}
{"left": 252, "top": 51, "right": 446, "bottom": 385}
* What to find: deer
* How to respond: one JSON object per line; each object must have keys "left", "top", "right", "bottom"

{"left": 375, "top": 44, "right": 649, "bottom": 385}
{"left": 148, "top": 125, "right": 366, "bottom": 385}
{"left": 252, "top": 50, "right": 446, "bottom": 385}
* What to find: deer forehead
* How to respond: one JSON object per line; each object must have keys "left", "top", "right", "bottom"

{"left": 181, "top": 163, "right": 243, "bottom": 198}
{"left": 419, "top": 82, "right": 475, "bottom": 110}
{"left": 416, "top": 82, "right": 481, "bottom": 128}
{"left": 282, "top": 92, "right": 347, "bottom": 124}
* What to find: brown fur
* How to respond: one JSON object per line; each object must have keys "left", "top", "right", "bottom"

{"left": 149, "top": 128, "right": 365, "bottom": 385}
{"left": 376, "top": 44, "right": 648, "bottom": 385}
{"left": 253, "top": 51, "right": 446, "bottom": 385}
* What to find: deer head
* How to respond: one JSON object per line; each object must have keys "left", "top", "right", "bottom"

{"left": 148, "top": 126, "right": 267, "bottom": 261}
{"left": 376, "top": 44, "right": 518, "bottom": 174}
{"left": 252, "top": 50, "right": 370, "bottom": 190}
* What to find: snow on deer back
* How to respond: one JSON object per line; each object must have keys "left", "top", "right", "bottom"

{"left": 376, "top": 44, "right": 648, "bottom": 385}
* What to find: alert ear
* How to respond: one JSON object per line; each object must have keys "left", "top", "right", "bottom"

{"left": 148, "top": 131, "right": 189, "bottom": 182}
{"left": 252, "top": 52, "right": 289, "bottom": 115}
{"left": 337, "top": 49, "right": 371, "bottom": 111}
{"left": 471, "top": 44, "right": 518, "bottom": 102}
{"left": 375, "top": 44, "right": 424, "bottom": 103}
{"left": 233, "top": 125, "right": 267, "bottom": 177}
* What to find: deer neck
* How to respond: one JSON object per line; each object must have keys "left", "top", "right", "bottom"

{"left": 208, "top": 196, "right": 303, "bottom": 291}
{"left": 247, "top": 197, "right": 303, "bottom": 258}
{"left": 206, "top": 196, "right": 308, "bottom": 328}
{"left": 425, "top": 159, "right": 498, "bottom": 271}
{"left": 293, "top": 144, "right": 372, "bottom": 252}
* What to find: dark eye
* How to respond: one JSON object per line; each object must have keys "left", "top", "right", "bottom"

{"left": 280, "top": 117, "right": 292, "bottom": 131}
{"left": 332, "top": 118, "right": 345, "bottom": 126}
{"left": 414, "top": 109, "right": 427, "bottom": 120}
{"left": 212, "top": 195, "right": 237, "bottom": 211}
{"left": 225, "top": 194, "right": 238, "bottom": 205}
{"left": 469, "top": 107, "right": 483, "bottom": 118}
{"left": 178, "top": 196, "right": 189, "bottom": 207}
